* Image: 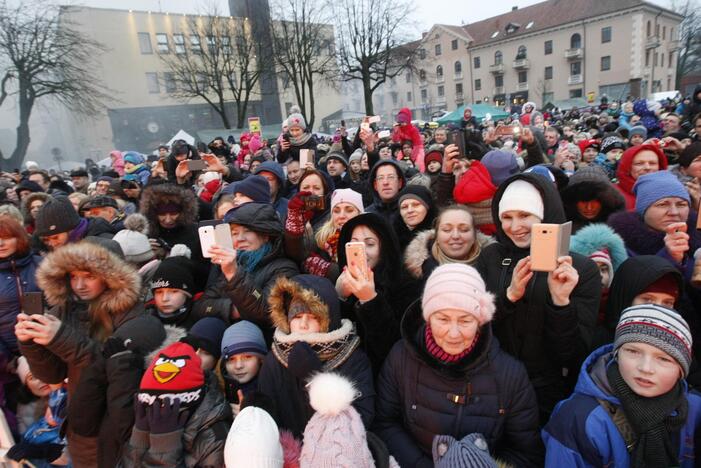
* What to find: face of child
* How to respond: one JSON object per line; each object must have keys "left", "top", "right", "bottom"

{"left": 596, "top": 261, "right": 610, "bottom": 289}
{"left": 225, "top": 354, "right": 262, "bottom": 384}
{"left": 617, "top": 342, "right": 682, "bottom": 397}
{"left": 606, "top": 148, "right": 624, "bottom": 161}
{"left": 583, "top": 147, "right": 598, "bottom": 163}
{"left": 289, "top": 312, "right": 322, "bottom": 334}
{"left": 196, "top": 349, "right": 216, "bottom": 371}
{"left": 427, "top": 161, "right": 442, "bottom": 173}
{"left": 153, "top": 288, "right": 189, "bottom": 314}
{"left": 70, "top": 271, "right": 107, "bottom": 301}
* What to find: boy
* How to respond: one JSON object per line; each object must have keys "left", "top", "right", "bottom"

{"left": 149, "top": 256, "right": 203, "bottom": 329}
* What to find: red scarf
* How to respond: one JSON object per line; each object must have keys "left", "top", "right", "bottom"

{"left": 424, "top": 324, "right": 479, "bottom": 363}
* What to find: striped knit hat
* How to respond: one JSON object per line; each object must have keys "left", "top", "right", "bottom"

{"left": 614, "top": 304, "right": 693, "bottom": 377}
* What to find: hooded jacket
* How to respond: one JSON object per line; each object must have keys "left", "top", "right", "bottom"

{"left": 374, "top": 300, "right": 543, "bottom": 468}
{"left": 542, "top": 344, "right": 701, "bottom": 468}
{"left": 253, "top": 161, "right": 289, "bottom": 220}
{"left": 392, "top": 108, "right": 425, "bottom": 171}
{"left": 615, "top": 145, "right": 668, "bottom": 210}
{"left": 474, "top": 173, "right": 602, "bottom": 419}
{"left": 365, "top": 160, "right": 407, "bottom": 227}
{"left": 561, "top": 166, "right": 626, "bottom": 233}
{"left": 393, "top": 190, "right": 438, "bottom": 252}
{"left": 452, "top": 160, "right": 498, "bottom": 235}
{"left": 0, "top": 252, "right": 42, "bottom": 355}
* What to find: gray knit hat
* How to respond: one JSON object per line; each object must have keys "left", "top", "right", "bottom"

{"left": 432, "top": 433, "right": 497, "bottom": 468}
{"left": 34, "top": 197, "right": 81, "bottom": 237}
{"left": 614, "top": 304, "right": 693, "bottom": 377}
{"left": 221, "top": 320, "right": 267, "bottom": 360}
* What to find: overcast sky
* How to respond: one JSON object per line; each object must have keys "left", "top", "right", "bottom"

{"left": 63, "top": 0, "right": 674, "bottom": 38}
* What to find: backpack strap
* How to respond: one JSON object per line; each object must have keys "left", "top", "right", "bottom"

{"left": 597, "top": 398, "right": 637, "bottom": 453}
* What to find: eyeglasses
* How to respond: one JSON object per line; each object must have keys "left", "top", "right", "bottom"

{"left": 375, "top": 175, "right": 398, "bottom": 182}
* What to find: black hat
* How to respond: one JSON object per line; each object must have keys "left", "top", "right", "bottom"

{"left": 70, "top": 168, "right": 89, "bottom": 178}
{"left": 679, "top": 141, "right": 701, "bottom": 168}
{"left": 34, "top": 197, "right": 81, "bottom": 237}
{"left": 82, "top": 196, "right": 119, "bottom": 210}
{"left": 14, "top": 180, "right": 43, "bottom": 197}
{"left": 150, "top": 257, "right": 196, "bottom": 295}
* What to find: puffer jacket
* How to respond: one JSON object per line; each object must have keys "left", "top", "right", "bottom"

{"left": 0, "top": 253, "right": 41, "bottom": 355}
{"left": 374, "top": 300, "right": 543, "bottom": 468}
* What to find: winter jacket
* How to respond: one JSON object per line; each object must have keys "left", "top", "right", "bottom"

{"left": 474, "top": 173, "right": 602, "bottom": 420}
{"left": 374, "top": 300, "right": 544, "bottom": 468}
{"left": 561, "top": 166, "right": 626, "bottom": 233}
{"left": 614, "top": 144, "right": 668, "bottom": 210}
{"left": 0, "top": 253, "right": 41, "bottom": 355}
{"left": 365, "top": 160, "right": 407, "bottom": 227}
{"left": 543, "top": 344, "right": 701, "bottom": 467}
{"left": 275, "top": 133, "right": 318, "bottom": 164}
{"left": 122, "top": 373, "right": 232, "bottom": 468}
{"left": 683, "top": 85, "right": 701, "bottom": 123}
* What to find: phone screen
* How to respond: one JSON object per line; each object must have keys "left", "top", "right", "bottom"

{"left": 21, "top": 292, "right": 43, "bottom": 315}
{"left": 186, "top": 159, "right": 207, "bottom": 171}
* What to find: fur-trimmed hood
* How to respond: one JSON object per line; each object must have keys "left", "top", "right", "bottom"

{"left": 21, "top": 192, "right": 51, "bottom": 222}
{"left": 404, "top": 229, "right": 494, "bottom": 279}
{"left": 36, "top": 240, "right": 141, "bottom": 315}
{"left": 268, "top": 275, "right": 340, "bottom": 334}
{"left": 139, "top": 184, "right": 199, "bottom": 237}
{"left": 569, "top": 224, "right": 628, "bottom": 272}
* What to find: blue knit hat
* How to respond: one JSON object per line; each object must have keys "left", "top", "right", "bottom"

{"left": 221, "top": 321, "right": 267, "bottom": 360}
{"left": 480, "top": 150, "right": 518, "bottom": 186}
{"left": 188, "top": 317, "right": 228, "bottom": 359}
{"left": 222, "top": 175, "right": 271, "bottom": 203}
{"left": 629, "top": 125, "right": 648, "bottom": 139}
{"left": 633, "top": 171, "right": 690, "bottom": 215}
{"left": 123, "top": 151, "right": 145, "bottom": 165}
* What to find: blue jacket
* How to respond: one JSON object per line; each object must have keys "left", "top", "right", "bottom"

{"left": 0, "top": 254, "right": 42, "bottom": 354}
{"left": 543, "top": 344, "right": 701, "bottom": 467}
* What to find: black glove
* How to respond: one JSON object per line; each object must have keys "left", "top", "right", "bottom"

{"left": 287, "top": 341, "right": 323, "bottom": 380}
{"left": 134, "top": 399, "right": 150, "bottom": 432}
{"left": 102, "top": 336, "right": 128, "bottom": 359}
{"left": 7, "top": 442, "right": 63, "bottom": 462}
{"left": 149, "top": 398, "right": 189, "bottom": 435}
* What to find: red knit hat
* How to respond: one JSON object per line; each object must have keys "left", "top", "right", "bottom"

{"left": 137, "top": 342, "right": 205, "bottom": 408}
{"left": 642, "top": 273, "right": 680, "bottom": 300}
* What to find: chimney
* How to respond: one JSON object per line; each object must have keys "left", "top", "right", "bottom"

{"left": 512, "top": 6, "right": 518, "bottom": 10}
{"left": 422, "top": 31, "right": 427, "bottom": 39}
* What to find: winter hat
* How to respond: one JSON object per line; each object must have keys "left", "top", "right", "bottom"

{"left": 326, "top": 151, "right": 349, "bottom": 168}
{"left": 96, "top": 175, "right": 114, "bottom": 184}
{"left": 425, "top": 151, "right": 443, "bottom": 167}
{"left": 16, "top": 356, "right": 31, "bottom": 385}
{"left": 123, "top": 151, "right": 145, "bottom": 165}
{"left": 578, "top": 139, "right": 600, "bottom": 154}
{"left": 269, "top": 275, "right": 341, "bottom": 334}
{"left": 188, "top": 317, "right": 228, "bottom": 360}
{"left": 398, "top": 184, "right": 432, "bottom": 211}
{"left": 221, "top": 320, "right": 268, "bottom": 360}
{"left": 223, "top": 175, "right": 271, "bottom": 203}
{"left": 249, "top": 134, "right": 263, "bottom": 154}
{"left": 224, "top": 406, "right": 283, "bottom": 468}
{"left": 614, "top": 304, "right": 692, "bottom": 377}
{"left": 642, "top": 273, "right": 680, "bottom": 300}
{"left": 34, "top": 197, "right": 81, "bottom": 237}
{"left": 678, "top": 141, "right": 701, "bottom": 168}
{"left": 523, "top": 164, "right": 557, "bottom": 185}
{"left": 498, "top": 179, "right": 544, "bottom": 220}
{"left": 481, "top": 150, "right": 519, "bottom": 186}
{"left": 113, "top": 314, "right": 167, "bottom": 355}
{"left": 432, "top": 433, "right": 497, "bottom": 468}
{"left": 150, "top": 257, "right": 196, "bottom": 296}
{"left": 253, "top": 161, "right": 285, "bottom": 185}
{"left": 633, "top": 171, "right": 690, "bottom": 216}
{"left": 14, "top": 180, "right": 43, "bottom": 197}
{"left": 300, "top": 372, "right": 375, "bottom": 468}
{"left": 348, "top": 149, "right": 363, "bottom": 164}
{"left": 396, "top": 107, "right": 412, "bottom": 124}
{"left": 629, "top": 125, "right": 648, "bottom": 140}
{"left": 422, "top": 264, "right": 495, "bottom": 326}
{"left": 590, "top": 249, "right": 614, "bottom": 287}
{"left": 200, "top": 171, "right": 221, "bottom": 186}
{"left": 287, "top": 113, "right": 306, "bottom": 130}
{"left": 113, "top": 214, "right": 154, "bottom": 264}
{"left": 137, "top": 342, "right": 205, "bottom": 408}
{"left": 330, "top": 188, "right": 363, "bottom": 212}
{"left": 82, "top": 196, "right": 118, "bottom": 211}
{"left": 600, "top": 135, "right": 626, "bottom": 154}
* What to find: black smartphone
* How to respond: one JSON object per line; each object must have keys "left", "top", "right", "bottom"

{"left": 450, "top": 129, "right": 466, "bottom": 158}
{"left": 283, "top": 133, "right": 291, "bottom": 142}
{"left": 301, "top": 194, "right": 325, "bottom": 211}
{"left": 21, "top": 292, "right": 44, "bottom": 315}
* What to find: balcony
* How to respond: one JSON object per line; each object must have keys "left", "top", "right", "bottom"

{"left": 568, "top": 74, "right": 583, "bottom": 85}
{"left": 565, "top": 48, "right": 584, "bottom": 60}
{"left": 455, "top": 92, "right": 464, "bottom": 101}
{"left": 516, "top": 82, "right": 528, "bottom": 91}
{"left": 436, "top": 75, "right": 445, "bottom": 84}
{"left": 669, "top": 39, "right": 681, "bottom": 50}
{"left": 645, "top": 35, "right": 661, "bottom": 49}
{"left": 489, "top": 63, "right": 505, "bottom": 74}
{"left": 493, "top": 86, "right": 504, "bottom": 94}
{"left": 453, "top": 73, "right": 463, "bottom": 80}
{"left": 512, "top": 58, "right": 530, "bottom": 69}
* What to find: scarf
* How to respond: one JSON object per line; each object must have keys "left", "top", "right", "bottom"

{"left": 606, "top": 360, "right": 688, "bottom": 468}
{"left": 272, "top": 320, "right": 360, "bottom": 371}
{"left": 431, "top": 238, "right": 480, "bottom": 266}
{"left": 424, "top": 324, "right": 479, "bottom": 363}
{"left": 325, "top": 229, "right": 340, "bottom": 260}
{"left": 236, "top": 243, "right": 272, "bottom": 274}
{"left": 67, "top": 218, "right": 89, "bottom": 244}
{"left": 289, "top": 132, "right": 312, "bottom": 147}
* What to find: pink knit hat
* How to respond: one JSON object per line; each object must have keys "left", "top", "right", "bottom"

{"left": 422, "top": 264, "right": 495, "bottom": 325}
{"left": 330, "top": 188, "right": 364, "bottom": 213}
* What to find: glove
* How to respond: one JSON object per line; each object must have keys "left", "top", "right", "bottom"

{"left": 134, "top": 399, "right": 150, "bottom": 432}
{"left": 149, "top": 398, "right": 189, "bottom": 435}
{"left": 102, "top": 336, "right": 128, "bottom": 359}
{"left": 303, "top": 254, "right": 332, "bottom": 277}
{"left": 287, "top": 341, "right": 323, "bottom": 380}
{"left": 7, "top": 442, "right": 64, "bottom": 462}
{"left": 285, "top": 191, "right": 314, "bottom": 235}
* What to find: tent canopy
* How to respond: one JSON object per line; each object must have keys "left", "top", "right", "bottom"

{"left": 435, "top": 104, "right": 510, "bottom": 125}
{"left": 166, "top": 130, "right": 196, "bottom": 147}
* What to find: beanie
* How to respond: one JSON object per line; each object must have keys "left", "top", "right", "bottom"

{"left": 678, "top": 141, "right": 701, "bottom": 168}
{"left": 113, "top": 214, "right": 154, "bottom": 264}
{"left": 629, "top": 125, "right": 648, "bottom": 140}
{"left": 113, "top": 315, "right": 167, "bottom": 355}
{"left": 82, "top": 196, "right": 119, "bottom": 211}
{"left": 614, "top": 304, "right": 692, "bottom": 377}
{"left": 633, "top": 171, "right": 690, "bottom": 216}
{"left": 348, "top": 149, "right": 363, "bottom": 164}
{"left": 137, "top": 342, "right": 205, "bottom": 408}
{"left": 589, "top": 249, "right": 614, "bottom": 287}
{"left": 421, "top": 264, "right": 495, "bottom": 326}
{"left": 498, "top": 179, "right": 544, "bottom": 220}
{"left": 642, "top": 272, "right": 680, "bottom": 300}
{"left": 481, "top": 150, "right": 519, "bottom": 186}
{"left": 223, "top": 175, "right": 271, "bottom": 203}
{"left": 300, "top": 372, "right": 375, "bottom": 468}
{"left": 221, "top": 321, "right": 268, "bottom": 360}
{"left": 578, "top": 139, "right": 600, "bottom": 154}
{"left": 150, "top": 257, "right": 196, "bottom": 296}
{"left": 123, "top": 151, "right": 145, "bottom": 165}
{"left": 287, "top": 113, "right": 306, "bottom": 130}
{"left": 188, "top": 317, "right": 228, "bottom": 360}
{"left": 396, "top": 108, "right": 412, "bottom": 124}
{"left": 326, "top": 151, "right": 349, "bottom": 168}
{"left": 600, "top": 135, "right": 626, "bottom": 154}
{"left": 524, "top": 165, "right": 557, "bottom": 185}
{"left": 330, "top": 188, "right": 364, "bottom": 213}
{"left": 14, "top": 180, "right": 43, "bottom": 197}
{"left": 398, "top": 185, "right": 432, "bottom": 211}
{"left": 433, "top": 433, "right": 498, "bottom": 468}
{"left": 34, "top": 197, "right": 81, "bottom": 237}
{"left": 224, "top": 406, "right": 283, "bottom": 468}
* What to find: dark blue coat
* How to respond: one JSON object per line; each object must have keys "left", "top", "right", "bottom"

{"left": 0, "top": 254, "right": 42, "bottom": 354}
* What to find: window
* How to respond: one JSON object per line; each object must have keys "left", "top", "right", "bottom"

{"left": 156, "top": 33, "right": 169, "bottom": 53}
{"left": 221, "top": 36, "right": 231, "bottom": 55}
{"left": 570, "top": 33, "right": 581, "bottom": 49}
{"left": 662, "top": 26, "right": 666, "bottom": 40}
{"left": 436, "top": 65, "right": 443, "bottom": 80}
{"left": 421, "top": 89, "right": 428, "bottom": 102}
{"left": 196, "top": 72, "right": 207, "bottom": 91}
{"left": 391, "top": 92, "right": 398, "bottom": 105}
{"left": 654, "top": 52, "right": 658, "bottom": 67}
{"left": 646, "top": 50, "right": 650, "bottom": 67}
{"left": 138, "top": 32, "right": 153, "bottom": 54}
{"left": 455, "top": 83, "right": 463, "bottom": 95}
{"left": 656, "top": 23, "right": 660, "bottom": 37}
{"left": 435, "top": 44, "right": 442, "bottom": 56}
{"left": 173, "top": 34, "right": 185, "bottom": 54}
{"left": 601, "top": 26, "right": 611, "bottom": 43}
{"left": 516, "top": 45, "right": 527, "bottom": 59}
{"left": 438, "top": 85, "right": 445, "bottom": 97}
{"left": 647, "top": 20, "right": 651, "bottom": 37}
{"left": 419, "top": 69, "right": 426, "bottom": 82}
{"left": 419, "top": 48, "right": 426, "bottom": 60}
{"left": 190, "top": 35, "right": 201, "bottom": 54}
{"left": 545, "top": 66, "right": 553, "bottom": 80}
{"left": 570, "top": 89, "right": 583, "bottom": 98}
{"left": 164, "top": 72, "right": 176, "bottom": 93}
{"left": 206, "top": 35, "right": 216, "bottom": 52}
{"left": 474, "top": 56, "right": 481, "bottom": 69}
{"left": 407, "top": 91, "right": 412, "bottom": 101}
{"left": 454, "top": 61, "right": 462, "bottom": 76}
{"left": 494, "top": 50, "right": 502, "bottom": 65}
{"left": 406, "top": 72, "right": 412, "bottom": 83}
{"left": 451, "top": 39, "right": 458, "bottom": 50}
{"left": 518, "top": 71, "right": 527, "bottom": 83}
{"left": 495, "top": 75, "right": 503, "bottom": 87}
{"left": 671, "top": 27, "right": 675, "bottom": 40}
{"left": 544, "top": 40, "right": 552, "bottom": 55}
{"left": 474, "top": 79, "right": 481, "bottom": 91}
{"left": 669, "top": 52, "right": 673, "bottom": 68}
{"left": 146, "top": 73, "right": 159, "bottom": 93}
{"left": 570, "top": 61, "right": 581, "bottom": 75}
{"left": 601, "top": 56, "right": 611, "bottom": 71}
{"left": 660, "top": 53, "right": 664, "bottom": 67}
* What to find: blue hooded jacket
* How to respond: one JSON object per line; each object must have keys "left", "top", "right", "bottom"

{"left": 542, "top": 344, "right": 701, "bottom": 467}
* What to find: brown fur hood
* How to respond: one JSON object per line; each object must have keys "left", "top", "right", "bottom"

{"left": 139, "top": 184, "right": 198, "bottom": 236}
{"left": 404, "top": 229, "right": 494, "bottom": 279}
{"left": 36, "top": 240, "right": 142, "bottom": 315}
{"left": 268, "top": 275, "right": 340, "bottom": 334}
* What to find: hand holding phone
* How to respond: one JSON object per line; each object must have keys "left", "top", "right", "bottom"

{"left": 199, "top": 222, "right": 233, "bottom": 258}
{"left": 530, "top": 222, "right": 572, "bottom": 272}
{"left": 345, "top": 242, "right": 369, "bottom": 281}
{"left": 664, "top": 221, "right": 690, "bottom": 264}
{"left": 299, "top": 149, "right": 312, "bottom": 168}
{"left": 21, "top": 292, "right": 44, "bottom": 315}
{"left": 186, "top": 159, "right": 208, "bottom": 171}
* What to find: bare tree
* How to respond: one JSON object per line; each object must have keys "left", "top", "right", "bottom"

{"left": 333, "top": 0, "right": 418, "bottom": 115}
{"left": 269, "top": 0, "right": 336, "bottom": 129}
{"left": 533, "top": 78, "right": 552, "bottom": 107}
{"left": 672, "top": 0, "right": 701, "bottom": 89}
{"left": 0, "top": 1, "right": 113, "bottom": 169}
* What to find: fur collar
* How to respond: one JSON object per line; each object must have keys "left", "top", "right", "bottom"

{"left": 268, "top": 276, "right": 331, "bottom": 334}
{"left": 272, "top": 319, "right": 360, "bottom": 370}
{"left": 139, "top": 184, "right": 199, "bottom": 237}
{"left": 143, "top": 325, "right": 188, "bottom": 367}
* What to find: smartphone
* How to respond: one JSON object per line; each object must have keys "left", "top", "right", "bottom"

{"left": 199, "top": 225, "right": 217, "bottom": 258}
{"left": 367, "top": 115, "right": 381, "bottom": 124}
{"left": 301, "top": 194, "right": 325, "bottom": 211}
{"left": 360, "top": 122, "right": 371, "bottom": 132}
{"left": 345, "top": 242, "right": 369, "bottom": 280}
{"left": 199, "top": 222, "right": 233, "bottom": 258}
{"left": 21, "top": 292, "right": 43, "bottom": 315}
{"left": 495, "top": 126, "right": 515, "bottom": 137}
{"left": 530, "top": 221, "right": 572, "bottom": 272}
{"left": 299, "top": 149, "right": 312, "bottom": 168}
{"left": 186, "top": 159, "right": 207, "bottom": 171}
{"left": 450, "top": 129, "right": 466, "bottom": 158}
{"left": 377, "top": 130, "right": 391, "bottom": 139}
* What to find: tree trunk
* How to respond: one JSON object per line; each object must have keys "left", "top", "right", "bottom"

{"left": 5, "top": 78, "right": 33, "bottom": 171}
{"left": 217, "top": 95, "right": 232, "bottom": 129}
{"left": 363, "top": 76, "right": 374, "bottom": 115}
{"left": 307, "top": 78, "right": 315, "bottom": 130}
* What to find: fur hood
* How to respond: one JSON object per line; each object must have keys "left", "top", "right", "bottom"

{"left": 21, "top": 192, "right": 51, "bottom": 221}
{"left": 404, "top": 229, "right": 494, "bottom": 279}
{"left": 569, "top": 224, "right": 628, "bottom": 271}
{"left": 268, "top": 275, "right": 339, "bottom": 334}
{"left": 139, "top": 184, "right": 199, "bottom": 237}
{"left": 143, "top": 324, "right": 188, "bottom": 367}
{"left": 36, "top": 240, "right": 141, "bottom": 315}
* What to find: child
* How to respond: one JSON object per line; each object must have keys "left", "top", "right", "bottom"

{"left": 543, "top": 304, "right": 701, "bottom": 467}
{"left": 219, "top": 321, "right": 267, "bottom": 415}
{"left": 184, "top": 317, "right": 228, "bottom": 372}
{"left": 148, "top": 256, "right": 204, "bottom": 329}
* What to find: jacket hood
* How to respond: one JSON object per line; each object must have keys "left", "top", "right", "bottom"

{"left": 616, "top": 144, "right": 668, "bottom": 195}
{"left": 561, "top": 172, "right": 625, "bottom": 226}
{"left": 139, "top": 184, "right": 199, "bottom": 237}
{"left": 693, "top": 84, "right": 701, "bottom": 104}
{"left": 268, "top": 275, "right": 340, "bottom": 334}
{"left": 253, "top": 161, "right": 285, "bottom": 185}
{"left": 453, "top": 161, "right": 496, "bottom": 204}
{"left": 21, "top": 192, "right": 51, "bottom": 220}
{"left": 368, "top": 159, "right": 407, "bottom": 201}
{"left": 36, "top": 240, "right": 141, "bottom": 314}
{"left": 569, "top": 224, "right": 628, "bottom": 271}
{"left": 491, "top": 172, "right": 566, "bottom": 250}
{"left": 573, "top": 344, "right": 619, "bottom": 405}
{"left": 223, "top": 202, "right": 283, "bottom": 236}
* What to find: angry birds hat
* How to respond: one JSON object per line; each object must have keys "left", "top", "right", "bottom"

{"left": 137, "top": 342, "right": 205, "bottom": 408}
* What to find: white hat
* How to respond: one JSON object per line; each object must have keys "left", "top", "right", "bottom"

{"left": 112, "top": 214, "right": 154, "bottom": 264}
{"left": 498, "top": 179, "right": 544, "bottom": 220}
{"left": 330, "top": 188, "right": 364, "bottom": 213}
{"left": 224, "top": 407, "right": 283, "bottom": 468}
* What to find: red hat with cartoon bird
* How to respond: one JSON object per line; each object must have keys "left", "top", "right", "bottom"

{"left": 137, "top": 342, "right": 205, "bottom": 408}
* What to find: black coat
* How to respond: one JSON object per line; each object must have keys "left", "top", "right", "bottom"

{"left": 374, "top": 301, "right": 543, "bottom": 468}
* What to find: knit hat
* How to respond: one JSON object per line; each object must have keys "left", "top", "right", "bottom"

{"left": 614, "top": 304, "right": 693, "bottom": 377}
{"left": 678, "top": 141, "right": 701, "bottom": 168}
{"left": 224, "top": 406, "right": 283, "bottom": 468}
{"left": 150, "top": 257, "right": 196, "bottom": 295}
{"left": 70, "top": 168, "right": 89, "bottom": 178}
{"left": 396, "top": 107, "right": 412, "bottom": 124}
{"left": 326, "top": 151, "right": 349, "bottom": 168}
{"left": 642, "top": 273, "right": 680, "bottom": 300}
{"left": 14, "top": 180, "right": 43, "bottom": 197}
{"left": 578, "top": 139, "right": 600, "bottom": 154}
{"left": 188, "top": 317, "right": 228, "bottom": 360}
{"left": 589, "top": 249, "right": 614, "bottom": 287}
{"left": 629, "top": 125, "right": 648, "bottom": 140}
{"left": 123, "top": 151, "right": 145, "bottom": 165}
{"left": 221, "top": 321, "right": 268, "bottom": 360}
{"left": 481, "top": 150, "right": 519, "bottom": 186}
{"left": 300, "top": 372, "right": 375, "bottom": 467}
{"left": 223, "top": 175, "right": 271, "bottom": 203}
{"left": 498, "top": 179, "right": 544, "bottom": 220}
{"left": 113, "top": 314, "right": 167, "bottom": 355}
{"left": 82, "top": 196, "right": 119, "bottom": 211}
{"left": 633, "top": 171, "right": 690, "bottom": 216}
{"left": 287, "top": 113, "right": 306, "bottom": 130}
{"left": 330, "top": 188, "right": 363, "bottom": 212}
{"left": 600, "top": 135, "right": 626, "bottom": 154}
{"left": 432, "top": 433, "right": 497, "bottom": 468}
{"left": 137, "top": 342, "right": 205, "bottom": 408}
{"left": 421, "top": 264, "right": 495, "bottom": 326}
{"left": 97, "top": 175, "right": 114, "bottom": 184}
{"left": 113, "top": 214, "right": 154, "bottom": 264}
{"left": 348, "top": 149, "right": 363, "bottom": 164}
{"left": 16, "top": 356, "right": 31, "bottom": 385}
{"left": 34, "top": 197, "right": 81, "bottom": 237}
{"left": 398, "top": 184, "right": 432, "bottom": 211}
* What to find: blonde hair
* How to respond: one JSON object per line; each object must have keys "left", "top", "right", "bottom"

{"left": 432, "top": 205, "right": 481, "bottom": 265}
{"left": 315, "top": 217, "right": 337, "bottom": 252}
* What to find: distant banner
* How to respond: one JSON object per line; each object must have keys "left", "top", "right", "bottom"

{"left": 248, "top": 117, "right": 261, "bottom": 135}
{"left": 587, "top": 91, "right": 596, "bottom": 103}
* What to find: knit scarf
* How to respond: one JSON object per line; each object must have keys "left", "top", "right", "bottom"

{"left": 67, "top": 218, "right": 89, "bottom": 244}
{"left": 325, "top": 229, "right": 340, "bottom": 260}
{"left": 272, "top": 320, "right": 360, "bottom": 371}
{"left": 289, "top": 132, "right": 312, "bottom": 147}
{"left": 424, "top": 324, "right": 479, "bottom": 363}
{"left": 606, "top": 360, "right": 688, "bottom": 468}
{"left": 431, "top": 239, "right": 480, "bottom": 266}
{"left": 236, "top": 244, "right": 272, "bottom": 274}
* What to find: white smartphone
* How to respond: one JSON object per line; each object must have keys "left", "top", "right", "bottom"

{"left": 199, "top": 225, "right": 217, "bottom": 258}
{"left": 299, "top": 149, "right": 312, "bottom": 167}
{"left": 377, "top": 130, "right": 391, "bottom": 139}
{"left": 199, "top": 223, "right": 233, "bottom": 258}
{"left": 530, "top": 221, "right": 572, "bottom": 272}
{"left": 367, "top": 115, "right": 381, "bottom": 124}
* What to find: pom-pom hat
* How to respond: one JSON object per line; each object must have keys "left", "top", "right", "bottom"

{"left": 422, "top": 264, "right": 495, "bottom": 326}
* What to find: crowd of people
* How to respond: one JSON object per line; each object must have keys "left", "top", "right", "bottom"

{"left": 0, "top": 87, "right": 699, "bottom": 467}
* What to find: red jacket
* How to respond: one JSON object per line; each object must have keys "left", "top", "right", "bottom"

{"left": 615, "top": 144, "right": 668, "bottom": 211}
